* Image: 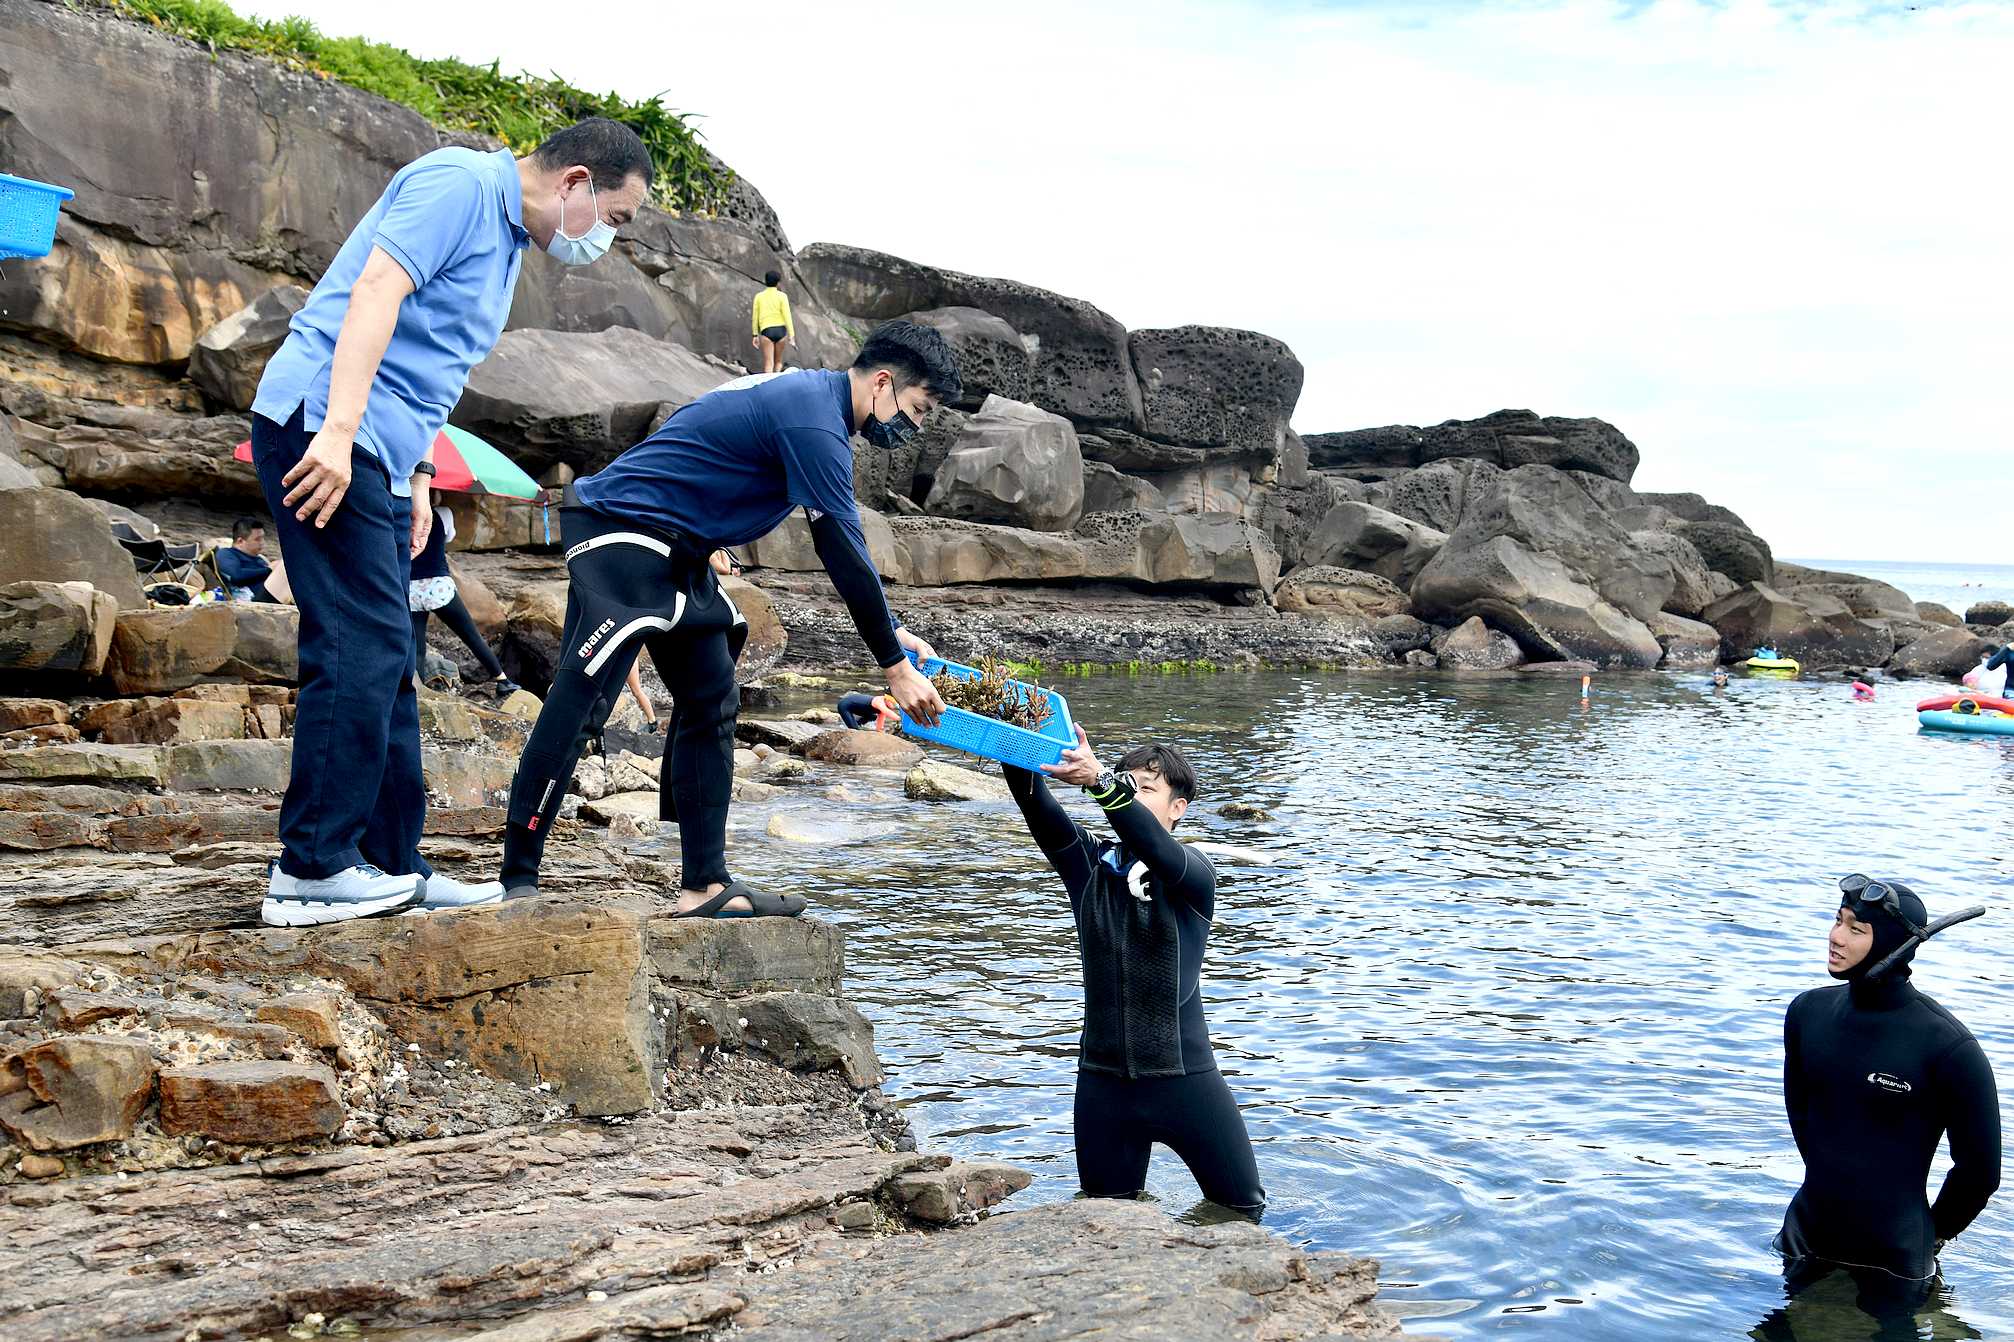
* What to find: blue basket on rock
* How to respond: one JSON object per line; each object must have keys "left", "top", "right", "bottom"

{"left": 894, "top": 651, "right": 1075, "bottom": 770}
{"left": 0, "top": 173, "right": 74, "bottom": 262}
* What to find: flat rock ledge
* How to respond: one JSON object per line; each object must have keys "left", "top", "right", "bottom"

{"left": 0, "top": 848, "right": 1398, "bottom": 1340}
{"left": 0, "top": 1110, "right": 1395, "bottom": 1340}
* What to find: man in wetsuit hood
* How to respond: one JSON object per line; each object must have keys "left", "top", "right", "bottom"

{"left": 1774, "top": 876, "right": 2000, "bottom": 1289}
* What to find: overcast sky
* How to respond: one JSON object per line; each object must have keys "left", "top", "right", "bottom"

{"left": 237, "top": 0, "right": 2013, "bottom": 565}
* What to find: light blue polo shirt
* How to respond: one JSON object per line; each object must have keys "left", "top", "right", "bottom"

{"left": 253, "top": 146, "right": 528, "bottom": 496}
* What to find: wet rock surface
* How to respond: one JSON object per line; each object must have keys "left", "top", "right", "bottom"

{"left": 762, "top": 574, "right": 1385, "bottom": 671}
{"left": 905, "top": 758, "right": 1013, "bottom": 803}
{"left": 724, "top": 1197, "right": 1399, "bottom": 1341}
{"left": 0, "top": 820, "right": 1398, "bottom": 1342}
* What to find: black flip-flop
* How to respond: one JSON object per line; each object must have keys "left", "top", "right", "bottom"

{"left": 674, "top": 879, "right": 807, "bottom": 919}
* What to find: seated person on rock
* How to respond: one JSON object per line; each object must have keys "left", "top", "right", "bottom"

{"left": 1769, "top": 875, "right": 2000, "bottom": 1318}
{"left": 215, "top": 516, "right": 276, "bottom": 602}
{"left": 1003, "top": 732, "right": 1266, "bottom": 1219}
{"left": 497, "top": 321, "right": 956, "bottom": 917}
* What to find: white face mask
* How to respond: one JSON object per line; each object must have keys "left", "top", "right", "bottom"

{"left": 544, "top": 178, "right": 616, "bottom": 266}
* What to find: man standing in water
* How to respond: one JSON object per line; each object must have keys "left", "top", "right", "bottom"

{"left": 1003, "top": 730, "right": 1265, "bottom": 1218}
{"left": 1768, "top": 875, "right": 2000, "bottom": 1319}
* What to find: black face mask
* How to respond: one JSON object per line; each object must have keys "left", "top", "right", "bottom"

{"left": 861, "top": 381, "right": 920, "bottom": 450}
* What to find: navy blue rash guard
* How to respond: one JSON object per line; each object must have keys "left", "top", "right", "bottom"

{"left": 573, "top": 369, "right": 901, "bottom": 668}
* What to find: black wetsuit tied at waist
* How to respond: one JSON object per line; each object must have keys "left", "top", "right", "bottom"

{"left": 1778, "top": 973, "right": 2002, "bottom": 1280}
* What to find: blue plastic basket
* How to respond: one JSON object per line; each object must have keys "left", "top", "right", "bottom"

{"left": 895, "top": 651, "right": 1075, "bottom": 770}
{"left": 0, "top": 173, "right": 74, "bottom": 262}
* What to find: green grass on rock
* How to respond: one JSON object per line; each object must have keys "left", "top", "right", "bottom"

{"left": 99, "top": 0, "right": 732, "bottom": 213}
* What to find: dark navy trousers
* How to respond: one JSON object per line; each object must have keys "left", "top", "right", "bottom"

{"left": 252, "top": 406, "right": 432, "bottom": 882}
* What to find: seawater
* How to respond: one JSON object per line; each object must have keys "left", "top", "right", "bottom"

{"left": 729, "top": 669, "right": 2014, "bottom": 1341}
{"left": 1787, "top": 558, "right": 2014, "bottom": 619}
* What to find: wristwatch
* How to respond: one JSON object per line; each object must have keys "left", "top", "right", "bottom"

{"left": 412, "top": 461, "right": 438, "bottom": 479}
{"left": 1087, "top": 768, "right": 1136, "bottom": 810}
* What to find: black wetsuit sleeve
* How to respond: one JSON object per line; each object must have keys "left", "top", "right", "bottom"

{"left": 1086, "top": 774, "right": 1216, "bottom": 919}
{"left": 1003, "top": 765, "right": 1094, "bottom": 894}
{"left": 805, "top": 508, "right": 903, "bottom": 669}
{"left": 1930, "top": 1037, "right": 2002, "bottom": 1242}
{"left": 1986, "top": 645, "right": 2014, "bottom": 674}
{"left": 1783, "top": 1001, "right": 1813, "bottom": 1165}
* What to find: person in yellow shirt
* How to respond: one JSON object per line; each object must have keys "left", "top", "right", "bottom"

{"left": 750, "top": 270, "right": 794, "bottom": 373}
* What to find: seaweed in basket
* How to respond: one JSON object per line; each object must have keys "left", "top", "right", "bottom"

{"left": 928, "top": 656, "right": 1055, "bottom": 732}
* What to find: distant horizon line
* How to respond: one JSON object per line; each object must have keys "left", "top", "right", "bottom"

{"left": 1784, "top": 557, "right": 2014, "bottom": 572}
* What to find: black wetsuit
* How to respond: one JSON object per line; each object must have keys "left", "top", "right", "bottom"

{"left": 1777, "top": 971, "right": 2002, "bottom": 1281}
{"left": 1004, "top": 766, "right": 1264, "bottom": 1217}
{"left": 836, "top": 691, "right": 879, "bottom": 730}
{"left": 407, "top": 519, "right": 504, "bottom": 681}
{"left": 500, "top": 369, "right": 903, "bottom": 895}
{"left": 501, "top": 507, "right": 750, "bottom": 890}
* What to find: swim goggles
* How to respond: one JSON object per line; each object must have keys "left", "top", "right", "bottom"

{"left": 1838, "top": 873, "right": 1924, "bottom": 933}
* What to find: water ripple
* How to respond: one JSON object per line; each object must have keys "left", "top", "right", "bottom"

{"left": 719, "top": 670, "right": 2014, "bottom": 1341}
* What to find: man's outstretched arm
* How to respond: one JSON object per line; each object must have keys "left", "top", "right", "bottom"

{"left": 1085, "top": 770, "right": 1214, "bottom": 915}
{"left": 781, "top": 427, "right": 941, "bottom": 725}
{"left": 804, "top": 507, "right": 901, "bottom": 666}
{"left": 1042, "top": 724, "right": 1214, "bottom": 915}
{"left": 1003, "top": 765, "right": 1095, "bottom": 893}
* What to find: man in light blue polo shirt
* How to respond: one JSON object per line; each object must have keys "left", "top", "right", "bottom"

{"left": 249, "top": 118, "right": 650, "bottom": 926}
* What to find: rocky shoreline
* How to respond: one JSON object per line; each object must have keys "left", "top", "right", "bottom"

{"left": 2, "top": 793, "right": 1398, "bottom": 1341}
{"left": 5, "top": 0, "right": 2009, "bottom": 691}
{"left": 0, "top": 3, "right": 2006, "bottom": 1336}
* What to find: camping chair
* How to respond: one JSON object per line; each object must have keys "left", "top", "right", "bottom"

{"left": 200, "top": 546, "right": 231, "bottom": 595}
{"left": 110, "top": 520, "right": 205, "bottom": 586}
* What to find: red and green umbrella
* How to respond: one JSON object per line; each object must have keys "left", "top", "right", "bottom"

{"left": 234, "top": 424, "right": 539, "bottom": 499}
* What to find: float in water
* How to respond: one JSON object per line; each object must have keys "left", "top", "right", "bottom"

{"left": 1919, "top": 701, "right": 2014, "bottom": 736}
{"left": 1915, "top": 693, "right": 2014, "bottom": 715}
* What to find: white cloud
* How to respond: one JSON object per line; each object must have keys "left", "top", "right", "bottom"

{"left": 233, "top": 0, "right": 2014, "bottom": 563}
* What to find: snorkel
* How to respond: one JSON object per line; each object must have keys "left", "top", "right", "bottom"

{"left": 1862, "top": 904, "right": 1987, "bottom": 980}
{"left": 1836, "top": 874, "right": 1987, "bottom": 982}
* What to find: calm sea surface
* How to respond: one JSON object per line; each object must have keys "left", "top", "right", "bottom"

{"left": 1786, "top": 558, "right": 2014, "bottom": 618}
{"left": 725, "top": 668, "right": 2013, "bottom": 1341}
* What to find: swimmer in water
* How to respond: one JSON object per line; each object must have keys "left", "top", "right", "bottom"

{"left": 1770, "top": 877, "right": 2000, "bottom": 1311}
{"left": 1003, "top": 733, "right": 1265, "bottom": 1220}
{"left": 1713, "top": 667, "right": 1730, "bottom": 688}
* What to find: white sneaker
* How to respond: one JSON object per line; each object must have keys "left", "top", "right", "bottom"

{"left": 261, "top": 863, "right": 424, "bottom": 927}
{"left": 411, "top": 871, "right": 505, "bottom": 912}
